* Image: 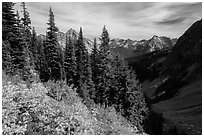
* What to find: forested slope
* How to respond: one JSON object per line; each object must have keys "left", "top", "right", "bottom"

{"left": 127, "top": 19, "right": 202, "bottom": 135}
{"left": 2, "top": 2, "right": 147, "bottom": 135}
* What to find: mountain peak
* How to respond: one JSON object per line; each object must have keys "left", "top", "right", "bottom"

{"left": 66, "top": 28, "right": 78, "bottom": 35}
{"left": 152, "top": 35, "right": 159, "bottom": 39}
{"left": 55, "top": 28, "right": 94, "bottom": 53}
{"left": 67, "top": 28, "right": 74, "bottom": 32}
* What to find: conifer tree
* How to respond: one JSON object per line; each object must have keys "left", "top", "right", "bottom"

{"left": 21, "top": 2, "right": 31, "bottom": 46}
{"left": 37, "top": 39, "right": 50, "bottom": 82}
{"left": 58, "top": 44, "right": 66, "bottom": 80}
{"left": 110, "top": 54, "right": 147, "bottom": 128}
{"left": 90, "top": 38, "right": 99, "bottom": 79}
{"left": 21, "top": 2, "right": 31, "bottom": 29}
{"left": 2, "top": 2, "right": 16, "bottom": 72}
{"left": 90, "top": 38, "right": 101, "bottom": 100}
{"left": 110, "top": 54, "right": 128, "bottom": 106}
{"left": 96, "top": 26, "right": 112, "bottom": 106}
{"left": 31, "top": 27, "right": 38, "bottom": 70}
{"left": 2, "top": 2, "right": 16, "bottom": 42}
{"left": 64, "top": 35, "right": 77, "bottom": 85}
{"left": 16, "top": 10, "right": 31, "bottom": 80}
{"left": 124, "top": 69, "right": 147, "bottom": 128}
{"left": 100, "top": 26, "right": 110, "bottom": 53}
{"left": 16, "top": 10, "right": 23, "bottom": 28}
{"left": 84, "top": 53, "right": 95, "bottom": 101}
{"left": 75, "top": 27, "right": 95, "bottom": 102}
{"left": 21, "top": 2, "right": 33, "bottom": 68}
{"left": 114, "top": 55, "right": 147, "bottom": 125}
{"left": 21, "top": 2, "right": 31, "bottom": 42}
{"left": 44, "top": 7, "right": 62, "bottom": 81}
{"left": 2, "top": 41, "right": 12, "bottom": 73}
{"left": 2, "top": 2, "right": 28, "bottom": 76}
{"left": 75, "top": 28, "right": 87, "bottom": 85}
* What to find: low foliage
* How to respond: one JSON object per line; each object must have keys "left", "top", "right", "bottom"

{"left": 2, "top": 73, "right": 143, "bottom": 135}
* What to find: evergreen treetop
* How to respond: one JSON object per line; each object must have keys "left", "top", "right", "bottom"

{"left": 47, "top": 7, "right": 58, "bottom": 44}
{"left": 64, "top": 35, "right": 77, "bottom": 85}
{"left": 21, "top": 2, "right": 31, "bottom": 29}
{"left": 44, "top": 6, "right": 62, "bottom": 81}
{"left": 2, "top": 2, "right": 18, "bottom": 41}
{"left": 99, "top": 25, "right": 110, "bottom": 53}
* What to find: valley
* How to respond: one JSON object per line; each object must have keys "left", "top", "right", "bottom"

{"left": 127, "top": 19, "right": 202, "bottom": 134}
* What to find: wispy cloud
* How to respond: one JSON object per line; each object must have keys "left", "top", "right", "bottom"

{"left": 157, "top": 17, "right": 186, "bottom": 25}
{"left": 155, "top": 2, "right": 202, "bottom": 25}
{"left": 14, "top": 2, "right": 202, "bottom": 40}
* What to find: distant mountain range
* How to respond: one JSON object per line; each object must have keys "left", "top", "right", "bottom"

{"left": 110, "top": 36, "right": 177, "bottom": 58}
{"left": 37, "top": 28, "right": 93, "bottom": 53}
{"left": 37, "top": 29, "right": 177, "bottom": 58}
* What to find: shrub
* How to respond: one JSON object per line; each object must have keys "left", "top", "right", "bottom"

{"left": 2, "top": 74, "right": 98, "bottom": 135}
{"left": 91, "top": 105, "right": 139, "bottom": 135}
{"left": 2, "top": 73, "right": 144, "bottom": 135}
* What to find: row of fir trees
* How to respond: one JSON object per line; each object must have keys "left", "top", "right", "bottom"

{"left": 2, "top": 2, "right": 147, "bottom": 129}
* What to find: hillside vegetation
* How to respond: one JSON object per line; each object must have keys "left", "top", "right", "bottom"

{"left": 2, "top": 2, "right": 148, "bottom": 135}
{"left": 2, "top": 72, "right": 142, "bottom": 135}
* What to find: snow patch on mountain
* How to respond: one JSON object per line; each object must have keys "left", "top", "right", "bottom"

{"left": 38, "top": 28, "right": 177, "bottom": 58}
{"left": 57, "top": 29, "right": 94, "bottom": 53}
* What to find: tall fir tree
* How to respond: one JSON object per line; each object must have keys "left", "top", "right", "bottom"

{"left": 109, "top": 53, "right": 147, "bottom": 129}
{"left": 96, "top": 26, "right": 112, "bottom": 106}
{"left": 90, "top": 38, "right": 101, "bottom": 100}
{"left": 58, "top": 43, "right": 66, "bottom": 80}
{"left": 2, "top": 2, "right": 16, "bottom": 73}
{"left": 37, "top": 39, "right": 50, "bottom": 82}
{"left": 16, "top": 10, "right": 23, "bottom": 28}
{"left": 125, "top": 69, "right": 147, "bottom": 127}
{"left": 90, "top": 38, "right": 99, "bottom": 78}
{"left": 2, "top": 2, "right": 28, "bottom": 77}
{"left": 31, "top": 27, "right": 39, "bottom": 70}
{"left": 75, "top": 27, "right": 95, "bottom": 102}
{"left": 21, "top": 2, "right": 33, "bottom": 69}
{"left": 64, "top": 35, "right": 77, "bottom": 85}
{"left": 75, "top": 28, "right": 87, "bottom": 86}
{"left": 84, "top": 52, "right": 95, "bottom": 102}
{"left": 112, "top": 54, "right": 147, "bottom": 128}
{"left": 21, "top": 2, "right": 31, "bottom": 29}
{"left": 21, "top": 2, "right": 31, "bottom": 43}
{"left": 110, "top": 54, "right": 128, "bottom": 106}
{"left": 44, "top": 7, "right": 62, "bottom": 81}
{"left": 2, "top": 41, "right": 12, "bottom": 73}
{"left": 2, "top": 2, "right": 16, "bottom": 42}
{"left": 16, "top": 8, "right": 31, "bottom": 80}
{"left": 100, "top": 26, "right": 110, "bottom": 53}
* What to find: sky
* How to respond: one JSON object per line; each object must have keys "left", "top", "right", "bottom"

{"left": 14, "top": 2, "right": 202, "bottom": 40}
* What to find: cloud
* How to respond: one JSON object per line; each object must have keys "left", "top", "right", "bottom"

{"left": 14, "top": 2, "right": 202, "bottom": 40}
{"left": 109, "top": 2, "right": 154, "bottom": 19}
{"left": 157, "top": 17, "right": 186, "bottom": 25}
{"left": 155, "top": 2, "right": 202, "bottom": 25}
{"left": 57, "top": 15, "right": 78, "bottom": 24}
